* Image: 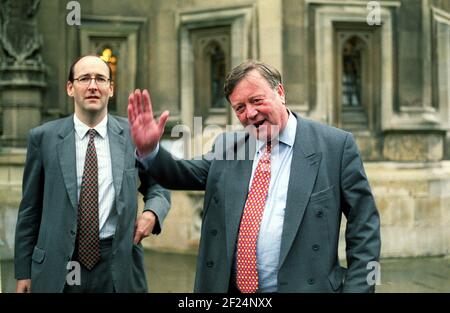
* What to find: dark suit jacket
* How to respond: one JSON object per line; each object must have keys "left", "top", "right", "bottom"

{"left": 14, "top": 114, "right": 170, "bottom": 292}
{"left": 145, "top": 113, "right": 381, "bottom": 292}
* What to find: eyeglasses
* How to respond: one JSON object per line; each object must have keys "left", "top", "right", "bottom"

{"left": 73, "top": 74, "right": 111, "bottom": 86}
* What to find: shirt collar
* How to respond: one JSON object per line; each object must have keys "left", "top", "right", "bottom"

{"left": 73, "top": 114, "right": 108, "bottom": 139}
{"left": 256, "top": 110, "right": 297, "bottom": 153}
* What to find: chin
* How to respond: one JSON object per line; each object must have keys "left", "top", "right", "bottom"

{"left": 255, "top": 130, "right": 270, "bottom": 142}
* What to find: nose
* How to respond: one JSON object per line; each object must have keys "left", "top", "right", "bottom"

{"left": 87, "top": 78, "right": 99, "bottom": 90}
{"left": 246, "top": 104, "right": 258, "bottom": 119}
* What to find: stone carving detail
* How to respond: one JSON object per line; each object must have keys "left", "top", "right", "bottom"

{"left": 0, "top": 0, "right": 43, "bottom": 66}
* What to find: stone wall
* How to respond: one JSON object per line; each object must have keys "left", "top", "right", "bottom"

{"left": 0, "top": 151, "right": 25, "bottom": 269}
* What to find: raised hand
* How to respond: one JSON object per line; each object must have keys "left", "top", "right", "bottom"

{"left": 128, "top": 89, "right": 169, "bottom": 156}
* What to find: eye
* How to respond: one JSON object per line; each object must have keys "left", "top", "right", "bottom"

{"left": 78, "top": 75, "right": 90, "bottom": 83}
{"left": 96, "top": 75, "right": 108, "bottom": 84}
{"left": 234, "top": 105, "right": 245, "bottom": 114}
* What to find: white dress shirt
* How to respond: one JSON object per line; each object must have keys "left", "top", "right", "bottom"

{"left": 74, "top": 114, "right": 117, "bottom": 239}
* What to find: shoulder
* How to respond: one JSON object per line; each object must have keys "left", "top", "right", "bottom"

{"left": 109, "top": 114, "right": 129, "bottom": 128}
{"left": 29, "top": 116, "right": 71, "bottom": 138}
{"left": 108, "top": 114, "right": 131, "bottom": 135}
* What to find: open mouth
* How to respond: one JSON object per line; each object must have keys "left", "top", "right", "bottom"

{"left": 253, "top": 119, "right": 266, "bottom": 129}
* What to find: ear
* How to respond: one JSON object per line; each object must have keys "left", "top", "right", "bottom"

{"left": 109, "top": 81, "right": 114, "bottom": 97}
{"left": 277, "top": 83, "right": 286, "bottom": 104}
{"left": 66, "top": 81, "right": 74, "bottom": 97}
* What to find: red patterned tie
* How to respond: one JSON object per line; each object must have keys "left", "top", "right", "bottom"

{"left": 77, "top": 129, "right": 100, "bottom": 270}
{"left": 236, "top": 143, "right": 271, "bottom": 293}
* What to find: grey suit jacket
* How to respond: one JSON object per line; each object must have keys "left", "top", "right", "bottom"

{"left": 145, "top": 113, "right": 380, "bottom": 292}
{"left": 14, "top": 114, "right": 170, "bottom": 292}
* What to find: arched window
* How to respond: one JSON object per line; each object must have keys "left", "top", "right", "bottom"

{"left": 191, "top": 27, "right": 230, "bottom": 124}
{"left": 206, "top": 42, "right": 226, "bottom": 109}
{"left": 342, "top": 36, "right": 364, "bottom": 107}
{"left": 335, "top": 30, "right": 374, "bottom": 131}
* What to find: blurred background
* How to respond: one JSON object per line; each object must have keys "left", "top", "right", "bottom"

{"left": 0, "top": 0, "right": 449, "bottom": 292}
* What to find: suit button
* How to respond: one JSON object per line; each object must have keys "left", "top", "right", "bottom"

{"left": 206, "top": 261, "right": 214, "bottom": 268}
{"left": 210, "top": 229, "right": 218, "bottom": 236}
{"left": 316, "top": 210, "right": 323, "bottom": 217}
{"left": 307, "top": 278, "right": 315, "bottom": 285}
{"left": 312, "top": 244, "right": 320, "bottom": 251}
{"left": 70, "top": 230, "right": 76, "bottom": 236}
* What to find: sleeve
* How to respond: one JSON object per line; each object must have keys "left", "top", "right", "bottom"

{"left": 14, "top": 129, "right": 44, "bottom": 279}
{"left": 138, "top": 172, "right": 170, "bottom": 235}
{"left": 340, "top": 133, "right": 381, "bottom": 293}
{"left": 135, "top": 143, "right": 160, "bottom": 171}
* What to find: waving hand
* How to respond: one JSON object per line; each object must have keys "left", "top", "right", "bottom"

{"left": 128, "top": 89, "right": 169, "bottom": 156}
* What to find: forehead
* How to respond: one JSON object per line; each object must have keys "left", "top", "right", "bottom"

{"left": 73, "top": 56, "right": 109, "bottom": 76}
{"left": 230, "top": 70, "right": 273, "bottom": 102}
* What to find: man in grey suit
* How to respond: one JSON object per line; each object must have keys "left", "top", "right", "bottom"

{"left": 128, "top": 60, "right": 380, "bottom": 293}
{"left": 14, "top": 55, "right": 170, "bottom": 293}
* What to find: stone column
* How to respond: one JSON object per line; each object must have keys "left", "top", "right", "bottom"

{"left": 0, "top": 0, "right": 46, "bottom": 148}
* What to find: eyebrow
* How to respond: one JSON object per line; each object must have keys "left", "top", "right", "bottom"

{"left": 77, "top": 73, "right": 108, "bottom": 77}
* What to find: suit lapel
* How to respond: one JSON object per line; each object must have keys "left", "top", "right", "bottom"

{"left": 278, "top": 115, "right": 321, "bottom": 268}
{"left": 57, "top": 115, "right": 78, "bottom": 211}
{"left": 107, "top": 115, "right": 125, "bottom": 215}
{"left": 224, "top": 133, "right": 255, "bottom": 262}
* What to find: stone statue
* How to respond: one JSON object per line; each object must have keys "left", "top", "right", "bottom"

{"left": 0, "top": 0, "right": 43, "bottom": 66}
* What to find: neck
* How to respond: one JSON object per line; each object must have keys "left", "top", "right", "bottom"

{"left": 75, "top": 110, "right": 107, "bottom": 128}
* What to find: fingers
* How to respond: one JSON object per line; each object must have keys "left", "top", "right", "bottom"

{"left": 133, "top": 231, "right": 141, "bottom": 245}
{"left": 142, "top": 89, "right": 154, "bottom": 117}
{"left": 157, "top": 110, "right": 170, "bottom": 134}
{"left": 128, "top": 93, "right": 135, "bottom": 124}
{"left": 134, "top": 89, "right": 143, "bottom": 116}
{"left": 16, "top": 280, "right": 31, "bottom": 293}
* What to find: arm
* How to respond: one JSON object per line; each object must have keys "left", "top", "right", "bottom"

{"left": 14, "top": 129, "right": 44, "bottom": 290}
{"left": 340, "top": 133, "right": 381, "bottom": 293}
{"left": 128, "top": 88, "right": 212, "bottom": 190}
{"left": 133, "top": 174, "right": 171, "bottom": 244}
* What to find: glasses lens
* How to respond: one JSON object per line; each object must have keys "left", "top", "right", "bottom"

{"left": 95, "top": 75, "right": 108, "bottom": 85}
{"left": 77, "top": 75, "right": 91, "bottom": 84}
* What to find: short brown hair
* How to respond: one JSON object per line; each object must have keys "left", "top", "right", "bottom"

{"left": 68, "top": 54, "right": 112, "bottom": 82}
{"left": 223, "top": 60, "right": 282, "bottom": 102}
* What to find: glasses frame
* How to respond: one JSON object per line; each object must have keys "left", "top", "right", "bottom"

{"left": 73, "top": 74, "right": 111, "bottom": 86}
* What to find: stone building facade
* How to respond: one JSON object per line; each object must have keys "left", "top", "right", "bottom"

{"left": 0, "top": 0, "right": 449, "bottom": 273}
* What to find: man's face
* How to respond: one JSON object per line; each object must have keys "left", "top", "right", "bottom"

{"left": 66, "top": 56, "right": 113, "bottom": 117}
{"left": 229, "top": 70, "right": 288, "bottom": 141}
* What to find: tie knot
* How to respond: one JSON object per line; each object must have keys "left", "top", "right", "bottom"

{"left": 266, "top": 142, "right": 272, "bottom": 154}
{"left": 88, "top": 129, "right": 97, "bottom": 140}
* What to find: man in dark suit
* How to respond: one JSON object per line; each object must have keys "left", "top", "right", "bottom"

{"left": 128, "top": 60, "right": 380, "bottom": 293}
{"left": 14, "top": 55, "right": 170, "bottom": 293}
